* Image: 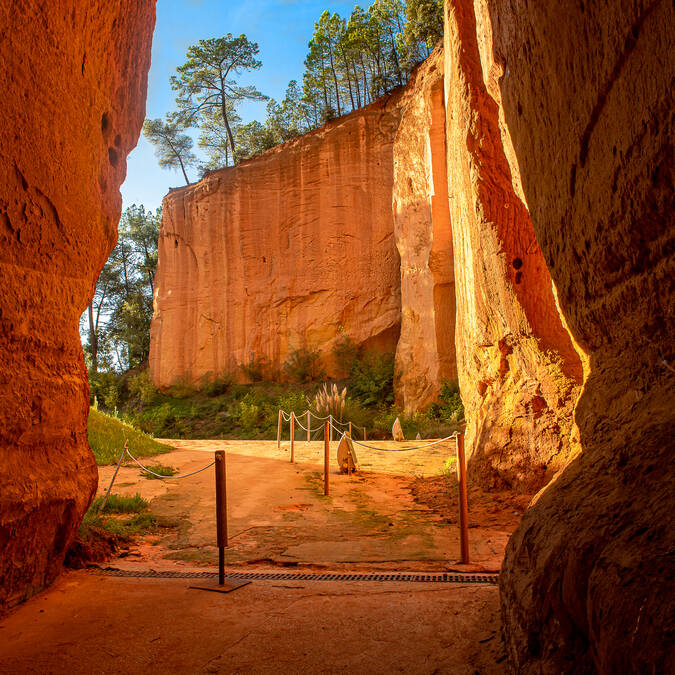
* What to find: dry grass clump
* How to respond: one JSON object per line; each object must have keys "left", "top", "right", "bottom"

{"left": 313, "top": 383, "right": 346, "bottom": 420}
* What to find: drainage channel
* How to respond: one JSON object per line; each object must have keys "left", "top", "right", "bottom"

{"left": 93, "top": 567, "right": 499, "bottom": 585}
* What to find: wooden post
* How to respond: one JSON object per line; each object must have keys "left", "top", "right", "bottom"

{"left": 324, "top": 421, "right": 330, "bottom": 496}
{"left": 290, "top": 412, "right": 295, "bottom": 463}
{"left": 277, "top": 410, "right": 282, "bottom": 449}
{"left": 307, "top": 410, "right": 311, "bottom": 443}
{"left": 364, "top": 428, "right": 367, "bottom": 441}
{"left": 329, "top": 415, "right": 333, "bottom": 442}
{"left": 348, "top": 421, "right": 352, "bottom": 437}
{"left": 215, "top": 450, "right": 228, "bottom": 585}
{"left": 456, "top": 433, "right": 470, "bottom": 564}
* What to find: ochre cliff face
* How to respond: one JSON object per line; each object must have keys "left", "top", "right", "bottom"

{"left": 393, "top": 49, "right": 457, "bottom": 413}
{"left": 442, "top": 0, "right": 674, "bottom": 672}
{"left": 0, "top": 2, "right": 155, "bottom": 611}
{"left": 443, "top": 3, "right": 583, "bottom": 491}
{"left": 150, "top": 91, "right": 414, "bottom": 387}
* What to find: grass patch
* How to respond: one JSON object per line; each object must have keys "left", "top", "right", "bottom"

{"left": 141, "top": 463, "right": 177, "bottom": 480}
{"left": 88, "top": 407, "right": 170, "bottom": 465}
{"left": 91, "top": 492, "right": 148, "bottom": 513}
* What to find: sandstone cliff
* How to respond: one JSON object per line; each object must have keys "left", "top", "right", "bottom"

{"left": 0, "top": 2, "right": 155, "bottom": 611}
{"left": 442, "top": 0, "right": 674, "bottom": 672}
{"left": 150, "top": 54, "right": 457, "bottom": 408}
{"left": 393, "top": 49, "right": 457, "bottom": 413}
{"left": 444, "top": 3, "right": 584, "bottom": 491}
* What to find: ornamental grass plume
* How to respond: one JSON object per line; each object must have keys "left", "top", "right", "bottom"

{"left": 313, "top": 383, "right": 347, "bottom": 421}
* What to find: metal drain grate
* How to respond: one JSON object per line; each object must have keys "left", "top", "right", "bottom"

{"left": 93, "top": 567, "right": 498, "bottom": 585}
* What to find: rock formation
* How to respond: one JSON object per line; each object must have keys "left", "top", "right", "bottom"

{"left": 393, "top": 48, "right": 457, "bottom": 412}
{"left": 150, "top": 94, "right": 404, "bottom": 388}
{"left": 442, "top": 0, "right": 674, "bottom": 671}
{"left": 0, "top": 2, "right": 155, "bottom": 611}
{"left": 443, "top": 4, "right": 584, "bottom": 492}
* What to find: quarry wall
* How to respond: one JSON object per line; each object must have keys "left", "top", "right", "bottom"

{"left": 0, "top": 2, "right": 155, "bottom": 611}
{"left": 442, "top": 0, "right": 674, "bottom": 671}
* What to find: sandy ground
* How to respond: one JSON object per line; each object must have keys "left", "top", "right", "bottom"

{"left": 96, "top": 439, "right": 526, "bottom": 572}
{"left": 0, "top": 439, "right": 526, "bottom": 673}
{"left": 0, "top": 573, "right": 506, "bottom": 674}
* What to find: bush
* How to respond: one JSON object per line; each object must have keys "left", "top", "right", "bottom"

{"left": 333, "top": 334, "right": 358, "bottom": 375}
{"left": 167, "top": 377, "right": 196, "bottom": 399}
{"left": 236, "top": 392, "right": 263, "bottom": 432}
{"left": 128, "top": 370, "right": 157, "bottom": 404}
{"left": 90, "top": 371, "right": 124, "bottom": 410}
{"left": 140, "top": 463, "right": 177, "bottom": 480}
{"left": 350, "top": 352, "right": 395, "bottom": 406}
{"left": 283, "top": 346, "right": 325, "bottom": 383}
{"left": 241, "top": 356, "right": 268, "bottom": 382}
{"left": 427, "top": 380, "right": 464, "bottom": 424}
{"left": 277, "top": 390, "right": 309, "bottom": 416}
{"left": 202, "top": 373, "right": 233, "bottom": 397}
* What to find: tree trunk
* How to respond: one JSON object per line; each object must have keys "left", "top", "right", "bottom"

{"left": 87, "top": 301, "right": 98, "bottom": 373}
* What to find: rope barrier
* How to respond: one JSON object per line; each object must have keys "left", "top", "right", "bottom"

{"left": 348, "top": 432, "right": 459, "bottom": 453}
{"left": 125, "top": 448, "right": 216, "bottom": 479}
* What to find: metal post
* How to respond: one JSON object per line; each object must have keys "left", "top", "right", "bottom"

{"left": 290, "top": 412, "right": 295, "bottom": 463}
{"left": 277, "top": 410, "right": 282, "bottom": 449}
{"left": 307, "top": 410, "right": 311, "bottom": 443}
{"left": 324, "top": 421, "right": 330, "bottom": 496}
{"left": 329, "top": 415, "right": 333, "bottom": 442}
{"left": 100, "top": 440, "right": 128, "bottom": 512}
{"left": 456, "top": 433, "right": 470, "bottom": 564}
{"left": 215, "top": 450, "right": 228, "bottom": 585}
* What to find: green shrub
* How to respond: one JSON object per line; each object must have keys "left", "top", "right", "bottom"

{"left": 90, "top": 371, "right": 124, "bottom": 410}
{"left": 236, "top": 393, "right": 263, "bottom": 432}
{"left": 128, "top": 371, "right": 157, "bottom": 404}
{"left": 333, "top": 333, "right": 358, "bottom": 375}
{"left": 167, "top": 377, "right": 196, "bottom": 399}
{"left": 277, "top": 390, "right": 309, "bottom": 416}
{"left": 427, "top": 380, "right": 464, "bottom": 424}
{"left": 202, "top": 373, "right": 233, "bottom": 397}
{"left": 283, "top": 346, "right": 325, "bottom": 383}
{"left": 241, "top": 356, "right": 268, "bottom": 382}
{"left": 350, "top": 352, "right": 395, "bottom": 406}
{"left": 88, "top": 408, "right": 170, "bottom": 465}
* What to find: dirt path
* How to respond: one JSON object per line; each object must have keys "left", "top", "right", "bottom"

{"left": 98, "top": 439, "right": 525, "bottom": 572}
{"left": 0, "top": 572, "right": 506, "bottom": 674}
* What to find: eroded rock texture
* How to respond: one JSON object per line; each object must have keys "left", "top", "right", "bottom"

{"left": 0, "top": 2, "right": 155, "bottom": 611}
{"left": 443, "top": 0, "right": 674, "bottom": 671}
{"left": 393, "top": 48, "right": 457, "bottom": 413}
{"left": 444, "top": 3, "right": 583, "bottom": 491}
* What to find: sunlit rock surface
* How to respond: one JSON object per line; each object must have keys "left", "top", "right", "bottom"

{"left": 443, "top": 0, "right": 674, "bottom": 671}
{"left": 0, "top": 1, "right": 155, "bottom": 611}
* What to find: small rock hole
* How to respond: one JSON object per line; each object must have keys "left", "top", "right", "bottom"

{"left": 114, "top": 134, "right": 122, "bottom": 148}
{"left": 515, "top": 271, "right": 522, "bottom": 284}
{"left": 262, "top": 256, "right": 266, "bottom": 263}
{"left": 174, "top": 239, "right": 179, "bottom": 248}
{"left": 101, "top": 113, "right": 111, "bottom": 135}
{"left": 108, "top": 147, "right": 119, "bottom": 167}
{"left": 512, "top": 257, "right": 523, "bottom": 270}
{"left": 517, "top": 101, "right": 523, "bottom": 116}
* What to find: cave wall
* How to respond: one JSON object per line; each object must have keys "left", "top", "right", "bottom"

{"left": 443, "top": 0, "right": 674, "bottom": 671}
{"left": 443, "top": 2, "right": 583, "bottom": 491}
{"left": 393, "top": 48, "right": 457, "bottom": 413}
{"left": 0, "top": 1, "right": 155, "bottom": 611}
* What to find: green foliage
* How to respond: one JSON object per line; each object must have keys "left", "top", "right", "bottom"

{"left": 87, "top": 407, "right": 170, "bottom": 466}
{"left": 350, "top": 352, "right": 395, "bottom": 406}
{"left": 141, "top": 464, "right": 177, "bottom": 480}
{"left": 333, "top": 333, "right": 358, "bottom": 375}
{"left": 283, "top": 346, "right": 325, "bottom": 383}
{"left": 241, "top": 356, "right": 268, "bottom": 382}
{"left": 277, "top": 390, "right": 309, "bottom": 416}
{"left": 201, "top": 373, "right": 233, "bottom": 397}
{"left": 128, "top": 371, "right": 158, "bottom": 405}
{"left": 142, "top": 117, "right": 197, "bottom": 184}
{"left": 236, "top": 392, "right": 264, "bottom": 432}
{"left": 92, "top": 493, "right": 148, "bottom": 514}
{"left": 167, "top": 377, "right": 197, "bottom": 399}
{"left": 427, "top": 379, "right": 464, "bottom": 424}
{"left": 398, "top": 0, "right": 444, "bottom": 70}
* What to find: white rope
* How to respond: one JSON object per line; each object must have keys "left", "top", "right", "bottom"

{"left": 125, "top": 448, "right": 215, "bottom": 479}
{"left": 348, "top": 432, "right": 459, "bottom": 453}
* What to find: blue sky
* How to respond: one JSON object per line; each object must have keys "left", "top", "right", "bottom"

{"left": 121, "top": 0, "right": 357, "bottom": 212}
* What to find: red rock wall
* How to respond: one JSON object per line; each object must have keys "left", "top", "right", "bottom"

{"left": 150, "top": 95, "right": 407, "bottom": 387}
{"left": 443, "top": 2, "right": 583, "bottom": 491}
{"left": 0, "top": 2, "right": 155, "bottom": 611}
{"left": 443, "top": 0, "right": 674, "bottom": 671}
{"left": 393, "top": 48, "right": 457, "bottom": 413}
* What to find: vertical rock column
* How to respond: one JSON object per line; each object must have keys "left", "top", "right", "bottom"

{"left": 443, "top": 1, "right": 583, "bottom": 491}
{"left": 393, "top": 48, "right": 457, "bottom": 413}
{"left": 0, "top": 2, "right": 155, "bottom": 611}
